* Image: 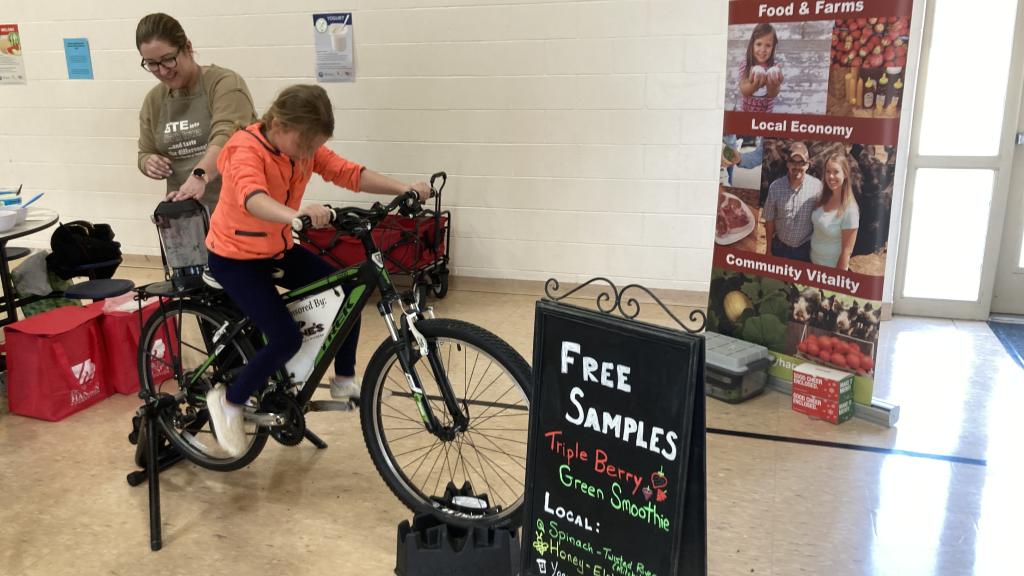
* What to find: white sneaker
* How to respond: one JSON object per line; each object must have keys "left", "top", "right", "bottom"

{"left": 201, "top": 267, "right": 223, "bottom": 290}
{"left": 330, "top": 376, "right": 361, "bottom": 400}
{"left": 206, "top": 385, "right": 247, "bottom": 457}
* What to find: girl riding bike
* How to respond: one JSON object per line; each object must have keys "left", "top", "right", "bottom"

{"left": 205, "top": 84, "right": 430, "bottom": 456}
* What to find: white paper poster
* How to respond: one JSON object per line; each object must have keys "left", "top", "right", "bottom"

{"left": 0, "top": 24, "right": 26, "bottom": 84}
{"left": 312, "top": 13, "right": 354, "bottom": 83}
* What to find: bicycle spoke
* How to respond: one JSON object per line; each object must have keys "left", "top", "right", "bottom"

{"left": 436, "top": 441, "right": 455, "bottom": 498}
{"left": 466, "top": 443, "right": 525, "bottom": 491}
{"left": 466, "top": 431, "right": 528, "bottom": 469}
{"left": 462, "top": 433, "right": 521, "bottom": 500}
{"left": 470, "top": 384, "right": 525, "bottom": 426}
{"left": 456, "top": 434, "right": 499, "bottom": 505}
{"left": 468, "top": 371, "right": 512, "bottom": 414}
{"left": 380, "top": 401, "right": 425, "bottom": 426}
{"left": 467, "top": 430, "right": 530, "bottom": 446}
{"left": 466, "top": 357, "right": 496, "bottom": 405}
{"left": 421, "top": 442, "right": 447, "bottom": 497}
{"left": 401, "top": 438, "right": 442, "bottom": 475}
{"left": 385, "top": 427, "right": 433, "bottom": 445}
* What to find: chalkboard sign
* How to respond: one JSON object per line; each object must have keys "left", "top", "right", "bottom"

{"left": 523, "top": 300, "right": 707, "bottom": 576}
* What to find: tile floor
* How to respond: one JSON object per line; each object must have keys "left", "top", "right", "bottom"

{"left": 1, "top": 263, "right": 1021, "bottom": 576}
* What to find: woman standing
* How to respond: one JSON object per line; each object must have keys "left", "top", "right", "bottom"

{"left": 810, "top": 152, "right": 860, "bottom": 270}
{"left": 136, "top": 13, "right": 257, "bottom": 213}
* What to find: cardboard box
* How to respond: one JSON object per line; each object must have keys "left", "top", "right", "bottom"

{"left": 792, "top": 362, "right": 854, "bottom": 402}
{"left": 791, "top": 391, "right": 853, "bottom": 424}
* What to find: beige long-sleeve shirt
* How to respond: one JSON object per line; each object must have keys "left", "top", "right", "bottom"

{"left": 137, "top": 64, "right": 257, "bottom": 177}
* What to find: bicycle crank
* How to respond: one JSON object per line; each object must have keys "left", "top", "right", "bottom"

{"left": 254, "top": 391, "right": 306, "bottom": 446}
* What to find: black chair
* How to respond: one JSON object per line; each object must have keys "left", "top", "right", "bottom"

{"left": 56, "top": 258, "right": 135, "bottom": 301}
{"left": 5, "top": 247, "right": 30, "bottom": 261}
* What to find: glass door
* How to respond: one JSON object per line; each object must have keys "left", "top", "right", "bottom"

{"left": 895, "top": 0, "right": 1024, "bottom": 320}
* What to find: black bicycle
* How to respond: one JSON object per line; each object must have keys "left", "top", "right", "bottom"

{"left": 135, "top": 173, "right": 531, "bottom": 527}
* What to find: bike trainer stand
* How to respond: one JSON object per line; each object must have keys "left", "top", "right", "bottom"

{"left": 395, "top": 483, "right": 520, "bottom": 576}
{"left": 126, "top": 395, "right": 336, "bottom": 551}
{"left": 126, "top": 394, "right": 185, "bottom": 551}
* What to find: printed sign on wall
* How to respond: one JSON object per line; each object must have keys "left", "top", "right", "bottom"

{"left": 64, "top": 38, "right": 94, "bottom": 80}
{"left": 312, "top": 13, "right": 354, "bottom": 82}
{"left": 710, "top": 0, "right": 915, "bottom": 405}
{"left": 0, "top": 24, "right": 26, "bottom": 84}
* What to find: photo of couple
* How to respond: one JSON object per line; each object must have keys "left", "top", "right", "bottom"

{"left": 760, "top": 139, "right": 893, "bottom": 275}
{"left": 716, "top": 138, "right": 894, "bottom": 277}
{"left": 765, "top": 141, "right": 858, "bottom": 269}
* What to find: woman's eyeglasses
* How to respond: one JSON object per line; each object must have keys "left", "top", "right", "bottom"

{"left": 140, "top": 50, "right": 180, "bottom": 73}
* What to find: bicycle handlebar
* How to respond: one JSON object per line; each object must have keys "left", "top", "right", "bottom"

{"left": 291, "top": 171, "right": 446, "bottom": 234}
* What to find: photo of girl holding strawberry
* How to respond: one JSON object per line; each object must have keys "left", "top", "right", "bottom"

{"left": 738, "top": 23, "right": 784, "bottom": 113}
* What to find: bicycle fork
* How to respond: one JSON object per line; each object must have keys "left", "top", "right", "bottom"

{"left": 378, "top": 301, "right": 468, "bottom": 439}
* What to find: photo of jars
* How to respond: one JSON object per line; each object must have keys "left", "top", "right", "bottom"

{"left": 826, "top": 17, "right": 909, "bottom": 118}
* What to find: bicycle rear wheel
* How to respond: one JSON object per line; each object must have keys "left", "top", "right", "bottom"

{"left": 137, "top": 301, "right": 268, "bottom": 471}
{"left": 360, "top": 318, "right": 531, "bottom": 528}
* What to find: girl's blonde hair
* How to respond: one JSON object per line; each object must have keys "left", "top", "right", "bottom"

{"left": 745, "top": 23, "right": 778, "bottom": 70}
{"left": 261, "top": 85, "right": 335, "bottom": 147}
{"left": 820, "top": 153, "right": 858, "bottom": 217}
{"left": 136, "top": 13, "right": 189, "bottom": 52}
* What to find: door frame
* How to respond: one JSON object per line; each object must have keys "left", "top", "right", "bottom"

{"left": 992, "top": 79, "right": 1024, "bottom": 314}
{"left": 893, "top": 0, "right": 1024, "bottom": 320}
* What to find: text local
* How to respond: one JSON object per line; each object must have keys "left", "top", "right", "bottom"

{"left": 560, "top": 342, "right": 679, "bottom": 462}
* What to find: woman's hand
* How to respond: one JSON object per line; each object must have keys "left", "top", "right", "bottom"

{"left": 408, "top": 181, "right": 432, "bottom": 202}
{"left": 298, "top": 203, "right": 333, "bottom": 229}
{"left": 144, "top": 155, "right": 173, "bottom": 180}
{"left": 168, "top": 176, "right": 206, "bottom": 202}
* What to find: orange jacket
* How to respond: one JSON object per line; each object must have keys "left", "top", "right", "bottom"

{"left": 206, "top": 123, "right": 363, "bottom": 260}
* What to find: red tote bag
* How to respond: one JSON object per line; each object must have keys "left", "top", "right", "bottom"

{"left": 101, "top": 301, "right": 173, "bottom": 395}
{"left": 5, "top": 305, "right": 112, "bottom": 421}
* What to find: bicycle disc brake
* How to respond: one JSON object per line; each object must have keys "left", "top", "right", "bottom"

{"left": 260, "top": 391, "right": 306, "bottom": 446}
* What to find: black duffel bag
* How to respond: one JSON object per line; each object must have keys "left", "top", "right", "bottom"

{"left": 46, "top": 220, "right": 123, "bottom": 280}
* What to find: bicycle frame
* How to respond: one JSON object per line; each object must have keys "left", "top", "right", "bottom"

{"left": 187, "top": 235, "right": 467, "bottom": 436}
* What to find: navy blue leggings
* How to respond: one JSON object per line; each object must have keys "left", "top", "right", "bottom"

{"left": 207, "top": 246, "right": 361, "bottom": 405}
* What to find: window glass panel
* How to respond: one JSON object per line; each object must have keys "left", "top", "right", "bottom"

{"left": 903, "top": 169, "right": 994, "bottom": 300}
{"left": 1018, "top": 220, "right": 1024, "bottom": 268}
{"left": 918, "top": 0, "right": 1018, "bottom": 156}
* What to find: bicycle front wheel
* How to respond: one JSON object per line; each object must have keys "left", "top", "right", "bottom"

{"left": 361, "top": 318, "right": 531, "bottom": 528}
{"left": 138, "top": 301, "right": 268, "bottom": 471}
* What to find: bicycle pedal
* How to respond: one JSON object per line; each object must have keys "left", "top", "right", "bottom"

{"left": 308, "top": 400, "right": 354, "bottom": 412}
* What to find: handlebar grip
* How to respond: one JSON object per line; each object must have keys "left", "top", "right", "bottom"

{"left": 292, "top": 215, "right": 312, "bottom": 232}
{"left": 429, "top": 172, "right": 446, "bottom": 197}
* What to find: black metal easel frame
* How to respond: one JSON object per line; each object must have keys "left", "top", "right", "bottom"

{"left": 526, "top": 277, "right": 708, "bottom": 575}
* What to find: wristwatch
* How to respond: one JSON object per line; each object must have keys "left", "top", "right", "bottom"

{"left": 192, "top": 167, "right": 209, "bottom": 183}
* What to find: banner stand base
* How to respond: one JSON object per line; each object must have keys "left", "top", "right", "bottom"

{"left": 769, "top": 376, "right": 900, "bottom": 427}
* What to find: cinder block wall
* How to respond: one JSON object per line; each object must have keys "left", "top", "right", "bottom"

{"left": 0, "top": 0, "right": 726, "bottom": 293}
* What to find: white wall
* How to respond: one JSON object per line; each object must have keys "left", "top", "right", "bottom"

{"left": 0, "top": 0, "right": 727, "bottom": 293}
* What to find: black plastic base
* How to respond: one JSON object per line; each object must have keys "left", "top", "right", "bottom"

{"left": 395, "top": 513, "right": 520, "bottom": 576}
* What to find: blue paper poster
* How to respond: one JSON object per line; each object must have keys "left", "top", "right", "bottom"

{"left": 64, "top": 38, "right": 93, "bottom": 80}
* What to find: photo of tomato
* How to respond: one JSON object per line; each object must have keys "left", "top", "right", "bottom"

{"left": 795, "top": 325, "right": 876, "bottom": 376}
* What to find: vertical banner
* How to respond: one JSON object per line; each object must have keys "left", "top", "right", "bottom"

{"left": 312, "top": 13, "right": 354, "bottom": 82}
{"left": 709, "top": 0, "right": 915, "bottom": 406}
{"left": 0, "top": 24, "right": 26, "bottom": 84}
